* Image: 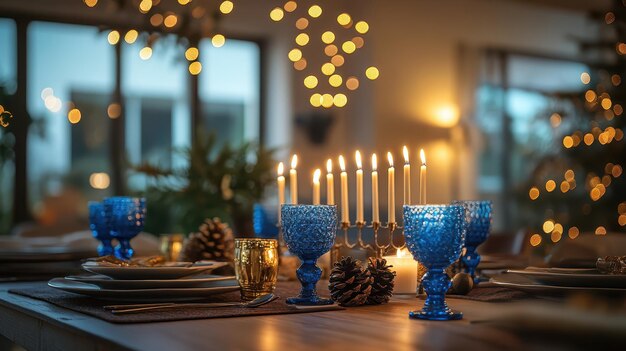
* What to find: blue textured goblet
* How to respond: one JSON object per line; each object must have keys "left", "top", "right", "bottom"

{"left": 281, "top": 204, "right": 337, "bottom": 305}
{"left": 88, "top": 201, "right": 114, "bottom": 256}
{"left": 403, "top": 204, "right": 466, "bottom": 321}
{"left": 452, "top": 200, "right": 492, "bottom": 284}
{"left": 104, "top": 197, "right": 146, "bottom": 260}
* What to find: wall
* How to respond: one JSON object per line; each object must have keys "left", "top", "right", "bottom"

{"left": 242, "top": 0, "right": 598, "bottom": 224}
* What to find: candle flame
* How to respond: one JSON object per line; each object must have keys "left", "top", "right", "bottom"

{"left": 277, "top": 162, "right": 284, "bottom": 176}
{"left": 403, "top": 145, "right": 409, "bottom": 164}
{"left": 397, "top": 247, "right": 410, "bottom": 258}
{"left": 420, "top": 149, "right": 426, "bottom": 165}
{"left": 338, "top": 155, "right": 346, "bottom": 172}
{"left": 355, "top": 150, "right": 362, "bottom": 169}
{"left": 326, "top": 159, "right": 333, "bottom": 173}
{"left": 291, "top": 154, "right": 298, "bottom": 169}
{"left": 372, "top": 153, "right": 377, "bottom": 171}
{"left": 387, "top": 152, "right": 394, "bottom": 167}
{"left": 313, "top": 168, "right": 321, "bottom": 183}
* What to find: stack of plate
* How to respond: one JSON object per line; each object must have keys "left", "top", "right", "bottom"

{"left": 48, "top": 260, "right": 240, "bottom": 302}
{"left": 491, "top": 267, "right": 626, "bottom": 296}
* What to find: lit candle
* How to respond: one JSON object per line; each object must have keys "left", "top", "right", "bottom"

{"left": 290, "top": 154, "right": 298, "bottom": 204}
{"left": 403, "top": 145, "right": 411, "bottom": 205}
{"left": 277, "top": 162, "right": 285, "bottom": 223}
{"left": 355, "top": 151, "right": 364, "bottom": 224}
{"left": 371, "top": 154, "right": 379, "bottom": 223}
{"left": 383, "top": 248, "right": 418, "bottom": 294}
{"left": 339, "top": 155, "right": 350, "bottom": 223}
{"left": 387, "top": 152, "right": 395, "bottom": 224}
{"left": 419, "top": 149, "right": 427, "bottom": 205}
{"left": 312, "top": 169, "right": 321, "bottom": 205}
{"left": 326, "top": 159, "right": 335, "bottom": 205}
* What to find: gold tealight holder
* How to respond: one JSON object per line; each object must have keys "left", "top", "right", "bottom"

{"left": 159, "top": 233, "right": 185, "bottom": 262}
{"left": 234, "top": 238, "right": 279, "bottom": 300}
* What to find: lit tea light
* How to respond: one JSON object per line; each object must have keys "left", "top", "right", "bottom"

{"left": 383, "top": 248, "right": 417, "bottom": 294}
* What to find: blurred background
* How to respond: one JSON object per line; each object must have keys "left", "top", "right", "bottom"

{"left": 0, "top": 0, "right": 624, "bottom": 255}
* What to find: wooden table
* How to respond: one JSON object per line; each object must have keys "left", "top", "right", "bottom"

{"left": 0, "top": 281, "right": 589, "bottom": 351}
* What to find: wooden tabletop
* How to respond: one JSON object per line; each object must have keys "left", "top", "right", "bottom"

{"left": 0, "top": 281, "right": 597, "bottom": 351}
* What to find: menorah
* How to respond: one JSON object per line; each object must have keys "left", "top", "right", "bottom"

{"left": 331, "top": 221, "right": 406, "bottom": 264}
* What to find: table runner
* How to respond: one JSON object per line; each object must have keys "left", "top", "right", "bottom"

{"left": 9, "top": 281, "right": 344, "bottom": 324}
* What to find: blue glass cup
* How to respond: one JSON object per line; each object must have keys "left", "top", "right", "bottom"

{"left": 104, "top": 197, "right": 146, "bottom": 260}
{"left": 88, "top": 201, "right": 114, "bottom": 256}
{"left": 281, "top": 204, "right": 337, "bottom": 305}
{"left": 452, "top": 200, "right": 492, "bottom": 284}
{"left": 403, "top": 204, "right": 466, "bottom": 321}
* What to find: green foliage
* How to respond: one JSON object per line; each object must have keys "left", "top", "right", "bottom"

{"left": 134, "top": 132, "right": 275, "bottom": 235}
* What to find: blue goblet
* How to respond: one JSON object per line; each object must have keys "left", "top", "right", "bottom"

{"left": 104, "top": 197, "right": 146, "bottom": 260}
{"left": 88, "top": 201, "right": 114, "bottom": 256}
{"left": 281, "top": 204, "right": 337, "bottom": 305}
{"left": 403, "top": 204, "right": 466, "bottom": 321}
{"left": 452, "top": 200, "right": 492, "bottom": 284}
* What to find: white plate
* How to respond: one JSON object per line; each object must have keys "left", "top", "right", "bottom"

{"left": 65, "top": 274, "right": 237, "bottom": 289}
{"left": 81, "top": 261, "right": 228, "bottom": 280}
{"left": 491, "top": 274, "right": 626, "bottom": 296}
{"left": 507, "top": 267, "right": 626, "bottom": 288}
{"left": 48, "top": 278, "right": 240, "bottom": 302}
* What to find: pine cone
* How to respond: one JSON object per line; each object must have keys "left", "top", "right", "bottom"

{"left": 366, "top": 258, "right": 395, "bottom": 305}
{"left": 329, "top": 256, "right": 373, "bottom": 306}
{"left": 180, "top": 217, "right": 234, "bottom": 262}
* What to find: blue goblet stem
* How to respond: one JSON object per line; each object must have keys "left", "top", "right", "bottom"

{"left": 98, "top": 239, "right": 114, "bottom": 257}
{"left": 297, "top": 259, "right": 320, "bottom": 298}
{"left": 115, "top": 239, "right": 135, "bottom": 260}
{"left": 286, "top": 259, "right": 333, "bottom": 305}
{"left": 410, "top": 268, "right": 462, "bottom": 321}
{"left": 461, "top": 246, "right": 481, "bottom": 284}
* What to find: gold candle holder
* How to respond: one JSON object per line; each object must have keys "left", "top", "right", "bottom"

{"left": 234, "top": 238, "right": 279, "bottom": 301}
{"left": 330, "top": 221, "right": 407, "bottom": 265}
{"left": 159, "top": 233, "right": 185, "bottom": 262}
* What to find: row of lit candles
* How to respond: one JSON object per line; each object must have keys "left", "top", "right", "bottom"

{"left": 277, "top": 146, "right": 427, "bottom": 225}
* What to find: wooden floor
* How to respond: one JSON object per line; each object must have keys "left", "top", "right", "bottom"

{"left": 0, "top": 281, "right": 598, "bottom": 351}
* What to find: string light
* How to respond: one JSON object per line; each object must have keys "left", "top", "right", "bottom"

{"left": 139, "top": 47, "right": 152, "bottom": 60}
{"left": 185, "top": 47, "right": 199, "bottom": 61}
{"left": 107, "top": 30, "right": 120, "bottom": 45}
{"left": 308, "top": 5, "right": 322, "bottom": 18}
{"left": 220, "top": 1, "right": 234, "bottom": 14}
{"left": 188, "top": 61, "right": 202, "bottom": 75}
{"left": 212, "top": 34, "right": 226, "bottom": 47}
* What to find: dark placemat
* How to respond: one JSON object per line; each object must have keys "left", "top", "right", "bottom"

{"left": 9, "top": 281, "right": 344, "bottom": 324}
{"left": 448, "top": 283, "right": 533, "bottom": 302}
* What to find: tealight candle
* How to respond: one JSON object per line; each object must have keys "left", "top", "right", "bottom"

{"left": 290, "top": 155, "right": 298, "bottom": 204}
{"left": 384, "top": 248, "right": 418, "bottom": 294}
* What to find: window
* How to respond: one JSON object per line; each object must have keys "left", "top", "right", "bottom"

{"left": 0, "top": 18, "right": 16, "bottom": 232}
{"left": 476, "top": 53, "right": 588, "bottom": 230}
{"left": 21, "top": 20, "right": 262, "bottom": 219}
{"left": 27, "top": 22, "right": 114, "bottom": 216}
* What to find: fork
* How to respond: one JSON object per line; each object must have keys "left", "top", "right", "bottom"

{"left": 105, "top": 294, "right": 278, "bottom": 315}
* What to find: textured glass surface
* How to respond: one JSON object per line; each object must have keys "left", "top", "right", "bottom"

{"left": 104, "top": 197, "right": 146, "bottom": 259}
{"left": 281, "top": 204, "right": 337, "bottom": 305}
{"left": 403, "top": 204, "right": 466, "bottom": 320}
{"left": 452, "top": 200, "right": 492, "bottom": 282}
{"left": 88, "top": 201, "right": 114, "bottom": 256}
